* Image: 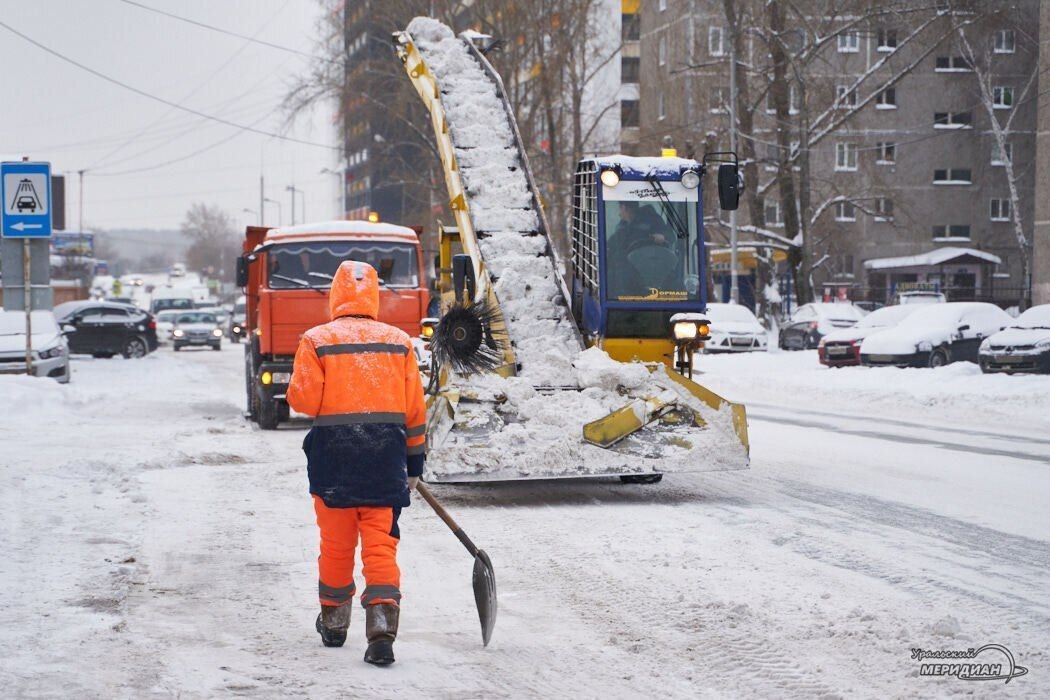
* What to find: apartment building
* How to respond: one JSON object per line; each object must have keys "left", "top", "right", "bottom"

{"left": 1034, "top": 0, "right": 1050, "bottom": 305}
{"left": 639, "top": 0, "right": 1039, "bottom": 308}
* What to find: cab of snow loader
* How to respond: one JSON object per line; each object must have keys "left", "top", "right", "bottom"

{"left": 570, "top": 154, "right": 740, "bottom": 365}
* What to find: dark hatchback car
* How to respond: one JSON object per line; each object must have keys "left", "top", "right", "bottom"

{"left": 53, "top": 301, "right": 159, "bottom": 359}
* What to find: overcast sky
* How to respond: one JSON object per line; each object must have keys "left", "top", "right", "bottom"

{"left": 0, "top": 0, "right": 340, "bottom": 233}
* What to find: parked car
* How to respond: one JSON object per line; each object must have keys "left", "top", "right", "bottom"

{"left": 703, "top": 303, "right": 767, "bottom": 352}
{"left": 819, "top": 304, "right": 925, "bottom": 367}
{"left": 778, "top": 302, "right": 866, "bottom": 350}
{"left": 229, "top": 295, "right": 247, "bottom": 342}
{"left": 897, "top": 290, "right": 947, "bottom": 305}
{"left": 155, "top": 310, "right": 180, "bottom": 344}
{"left": 979, "top": 304, "right": 1050, "bottom": 374}
{"left": 53, "top": 301, "right": 159, "bottom": 359}
{"left": 171, "top": 311, "right": 223, "bottom": 351}
{"left": 860, "top": 302, "right": 1011, "bottom": 368}
{"left": 0, "top": 310, "right": 69, "bottom": 382}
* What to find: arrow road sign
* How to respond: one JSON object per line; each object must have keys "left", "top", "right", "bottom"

{"left": 2, "top": 161, "right": 53, "bottom": 238}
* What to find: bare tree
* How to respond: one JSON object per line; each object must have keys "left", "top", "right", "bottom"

{"left": 181, "top": 203, "right": 238, "bottom": 281}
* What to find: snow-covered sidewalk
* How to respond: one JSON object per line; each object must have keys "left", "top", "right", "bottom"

{"left": 1, "top": 348, "right": 1047, "bottom": 697}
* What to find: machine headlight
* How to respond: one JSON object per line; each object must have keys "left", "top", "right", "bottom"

{"left": 420, "top": 317, "right": 439, "bottom": 339}
{"left": 212, "top": 328, "right": 223, "bottom": 337}
{"left": 233, "top": 325, "right": 242, "bottom": 333}
{"left": 600, "top": 169, "right": 620, "bottom": 187}
{"left": 172, "top": 329, "right": 185, "bottom": 338}
{"left": 261, "top": 371, "right": 273, "bottom": 385}
{"left": 673, "top": 321, "right": 699, "bottom": 341}
{"left": 680, "top": 170, "right": 700, "bottom": 189}
{"left": 272, "top": 371, "right": 291, "bottom": 384}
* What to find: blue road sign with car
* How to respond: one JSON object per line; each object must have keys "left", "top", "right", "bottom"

{"left": 2, "top": 161, "right": 53, "bottom": 238}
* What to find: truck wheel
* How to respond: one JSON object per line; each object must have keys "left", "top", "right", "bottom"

{"left": 278, "top": 401, "right": 290, "bottom": 422}
{"left": 620, "top": 474, "right": 663, "bottom": 484}
{"left": 258, "top": 399, "right": 279, "bottom": 430}
{"left": 244, "top": 345, "right": 258, "bottom": 420}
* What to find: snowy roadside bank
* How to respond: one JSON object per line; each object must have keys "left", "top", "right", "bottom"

{"left": 697, "top": 349, "right": 1050, "bottom": 430}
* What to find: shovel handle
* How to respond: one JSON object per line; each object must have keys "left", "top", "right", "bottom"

{"left": 416, "top": 482, "right": 479, "bottom": 557}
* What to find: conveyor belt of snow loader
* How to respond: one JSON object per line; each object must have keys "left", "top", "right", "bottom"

{"left": 396, "top": 18, "right": 749, "bottom": 482}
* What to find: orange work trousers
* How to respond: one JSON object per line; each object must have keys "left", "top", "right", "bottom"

{"left": 313, "top": 495, "right": 401, "bottom": 608}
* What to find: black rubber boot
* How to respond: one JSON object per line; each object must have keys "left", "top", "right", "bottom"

{"left": 316, "top": 603, "right": 351, "bottom": 648}
{"left": 363, "top": 603, "right": 399, "bottom": 665}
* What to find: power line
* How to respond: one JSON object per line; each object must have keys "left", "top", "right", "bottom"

{"left": 92, "top": 0, "right": 294, "bottom": 170}
{"left": 0, "top": 18, "right": 338, "bottom": 152}
{"left": 116, "top": 0, "right": 338, "bottom": 65}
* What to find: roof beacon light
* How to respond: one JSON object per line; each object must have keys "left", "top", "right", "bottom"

{"left": 367, "top": 211, "right": 380, "bottom": 223}
{"left": 681, "top": 170, "right": 700, "bottom": 189}
{"left": 600, "top": 169, "right": 620, "bottom": 188}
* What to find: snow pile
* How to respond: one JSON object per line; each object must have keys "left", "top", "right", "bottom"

{"left": 407, "top": 17, "right": 581, "bottom": 385}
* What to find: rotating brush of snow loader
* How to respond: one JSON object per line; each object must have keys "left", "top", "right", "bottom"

{"left": 395, "top": 19, "right": 749, "bottom": 483}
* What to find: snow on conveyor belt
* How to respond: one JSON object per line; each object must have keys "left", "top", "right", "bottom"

{"left": 407, "top": 17, "right": 582, "bottom": 387}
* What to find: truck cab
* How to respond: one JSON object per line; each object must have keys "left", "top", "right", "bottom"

{"left": 239, "top": 220, "right": 429, "bottom": 429}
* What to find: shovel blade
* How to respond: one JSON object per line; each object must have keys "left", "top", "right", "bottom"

{"left": 472, "top": 549, "right": 497, "bottom": 646}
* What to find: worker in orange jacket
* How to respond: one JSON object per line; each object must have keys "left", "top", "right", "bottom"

{"left": 287, "top": 260, "right": 427, "bottom": 665}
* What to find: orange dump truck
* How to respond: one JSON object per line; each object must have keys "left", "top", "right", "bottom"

{"left": 237, "top": 221, "right": 430, "bottom": 429}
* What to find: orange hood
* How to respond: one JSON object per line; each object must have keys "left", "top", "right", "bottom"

{"left": 329, "top": 260, "right": 379, "bottom": 320}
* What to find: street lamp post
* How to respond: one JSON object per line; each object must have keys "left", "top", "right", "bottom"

{"left": 286, "top": 185, "right": 302, "bottom": 225}
{"left": 264, "top": 197, "right": 282, "bottom": 226}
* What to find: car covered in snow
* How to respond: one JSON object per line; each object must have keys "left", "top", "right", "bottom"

{"left": 859, "top": 302, "right": 1011, "bottom": 368}
{"left": 818, "top": 304, "right": 925, "bottom": 367}
{"left": 0, "top": 310, "right": 70, "bottom": 382}
{"left": 978, "top": 304, "right": 1050, "bottom": 374}
{"left": 171, "top": 311, "right": 223, "bottom": 351}
{"left": 778, "top": 302, "right": 866, "bottom": 350}
{"left": 54, "top": 301, "right": 159, "bottom": 359}
{"left": 155, "top": 310, "right": 180, "bottom": 344}
{"left": 702, "top": 303, "right": 767, "bottom": 352}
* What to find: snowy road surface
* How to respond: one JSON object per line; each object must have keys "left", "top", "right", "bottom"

{"left": 2, "top": 347, "right": 1048, "bottom": 697}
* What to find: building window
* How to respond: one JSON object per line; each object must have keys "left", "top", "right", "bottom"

{"left": 932, "top": 224, "right": 971, "bottom": 241}
{"left": 659, "top": 34, "right": 667, "bottom": 66}
{"left": 658, "top": 92, "right": 666, "bottom": 120}
{"left": 934, "top": 111, "right": 972, "bottom": 129}
{"left": 765, "top": 200, "right": 783, "bottom": 226}
{"left": 990, "top": 198, "right": 1011, "bottom": 221}
{"left": 622, "top": 13, "right": 640, "bottom": 42}
{"left": 877, "top": 29, "right": 898, "bottom": 52}
{"left": 932, "top": 168, "right": 972, "bottom": 184}
{"left": 993, "top": 86, "right": 1014, "bottom": 109}
{"left": 935, "top": 56, "right": 972, "bottom": 72}
{"left": 709, "top": 26, "right": 725, "bottom": 56}
{"left": 837, "top": 31, "right": 859, "bottom": 53}
{"left": 835, "top": 200, "right": 857, "bottom": 222}
{"left": 994, "top": 29, "right": 1015, "bottom": 54}
{"left": 621, "top": 56, "right": 640, "bottom": 84}
{"left": 659, "top": 0, "right": 667, "bottom": 11}
{"left": 765, "top": 84, "right": 800, "bottom": 114}
{"left": 876, "top": 87, "right": 897, "bottom": 109}
{"left": 877, "top": 142, "right": 896, "bottom": 164}
{"left": 620, "top": 99, "right": 639, "bottom": 128}
{"left": 991, "top": 141, "right": 1012, "bottom": 166}
{"left": 835, "top": 143, "right": 858, "bottom": 171}
{"left": 763, "top": 143, "right": 779, "bottom": 171}
{"left": 835, "top": 85, "right": 857, "bottom": 109}
{"left": 875, "top": 198, "right": 894, "bottom": 221}
{"left": 710, "top": 86, "right": 729, "bottom": 113}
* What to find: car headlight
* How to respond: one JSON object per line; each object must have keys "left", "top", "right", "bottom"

{"left": 212, "top": 328, "right": 223, "bottom": 337}
{"left": 680, "top": 169, "right": 700, "bottom": 189}
{"left": 38, "top": 345, "right": 65, "bottom": 359}
{"left": 979, "top": 338, "right": 991, "bottom": 352}
{"left": 916, "top": 341, "right": 932, "bottom": 352}
{"left": 233, "top": 325, "right": 242, "bottom": 333}
{"left": 172, "top": 329, "right": 185, "bottom": 338}
{"left": 1036, "top": 338, "right": 1050, "bottom": 349}
{"left": 818, "top": 337, "right": 826, "bottom": 349}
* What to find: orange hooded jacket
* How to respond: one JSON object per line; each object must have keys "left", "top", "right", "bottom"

{"left": 287, "top": 261, "right": 427, "bottom": 508}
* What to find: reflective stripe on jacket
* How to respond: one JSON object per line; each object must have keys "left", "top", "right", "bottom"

{"left": 287, "top": 261, "right": 427, "bottom": 508}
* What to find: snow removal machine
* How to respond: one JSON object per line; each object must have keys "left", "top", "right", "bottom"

{"left": 395, "top": 18, "right": 750, "bottom": 484}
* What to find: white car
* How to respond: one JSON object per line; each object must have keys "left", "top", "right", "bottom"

{"left": 0, "top": 310, "right": 70, "bottom": 383}
{"left": 778, "top": 302, "right": 866, "bottom": 350}
{"left": 155, "top": 310, "right": 180, "bottom": 344}
{"left": 703, "top": 303, "right": 767, "bottom": 352}
{"left": 818, "top": 304, "right": 925, "bottom": 366}
{"left": 979, "top": 304, "right": 1050, "bottom": 374}
{"left": 860, "top": 302, "right": 1011, "bottom": 368}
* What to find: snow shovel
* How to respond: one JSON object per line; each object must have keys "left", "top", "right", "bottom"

{"left": 416, "top": 482, "right": 497, "bottom": 646}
